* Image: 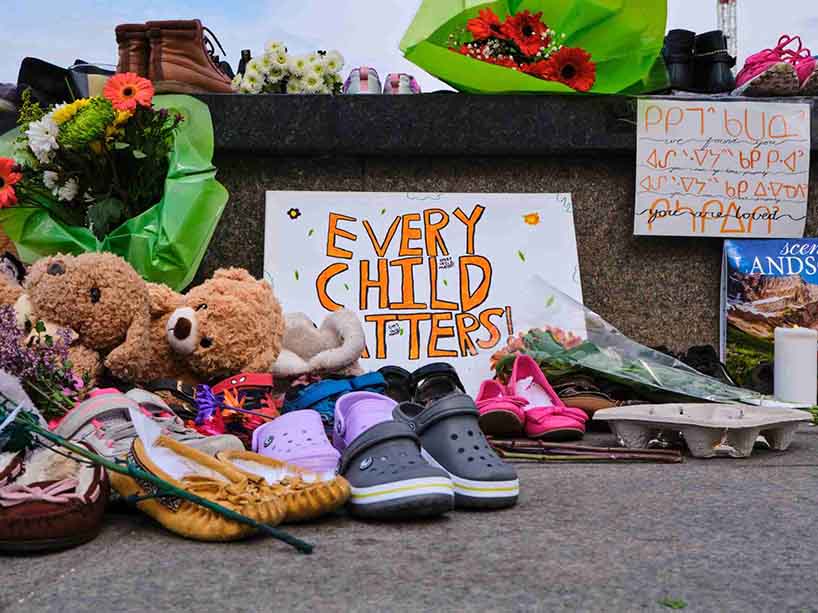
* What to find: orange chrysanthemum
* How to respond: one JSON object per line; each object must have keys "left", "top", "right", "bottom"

{"left": 544, "top": 47, "right": 596, "bottom": 92}
{"left": 502, "top": 10, "right": 550, "bottom": 56}
{"left": 0, "top": 157, "right": 22, "bottom": 209}
{"left": 467, "top": 8, "right": 505, "bottom": 40}
{"left": 103, "top": 72, "right": 154, "bottom": 112}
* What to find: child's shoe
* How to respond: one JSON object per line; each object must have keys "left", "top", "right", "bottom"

{"left": 0, "top": 445, "right": 109, "bottom": 552}
{"left": 383, "top": 72, "right": 421, "bottom": 94}
{"left": 335, "top": 391, "right": 453, "bottom": 519}
{"left": 475, "top": 379, "right": 526, "bottom": 437}
{"left": 508, "top": 355, "right": 587, "bottom": 441}
{"left": 734, "top": 35, "right": 813, "bottom": 96}
{"left": 393, "top": 393, "right": 519, "bottom": 509}
{"left": 342, "top": 67, "right": 382, "bottom": 94}
{"left": 251, "top": 409, "right": 340, "bottom": 474}
{"left": 692, "top": 30, "right": 736, "bottom": 93}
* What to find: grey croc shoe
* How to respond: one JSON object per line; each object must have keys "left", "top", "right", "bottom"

{"left": 339, "top": 420, "right": 454, "bottom": 520}
{"left": 393, "top": 393, "right": 519, "bottom": 509}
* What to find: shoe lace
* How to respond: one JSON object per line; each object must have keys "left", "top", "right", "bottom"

{"left": 182, "top": 474, "right": 267, "bottom": 507}
{"left": 202, "top": 26, "right": 228, "bottom": 69}
{"left": 90, "top": 406, "right": 205, "bottom": 456}
{"left": 754, "top": 35, "right": 814, "bottom": 68}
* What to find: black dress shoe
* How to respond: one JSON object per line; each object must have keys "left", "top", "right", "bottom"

{"left": 662, "top": 29, "right": 696, "bottom": 91}
{"left": 693, "top": 30, "right": 736, "bottom": 93}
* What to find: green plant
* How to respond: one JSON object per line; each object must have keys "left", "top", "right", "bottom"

{"left": 658, "top": 597, "right": 687, "bottom": 609}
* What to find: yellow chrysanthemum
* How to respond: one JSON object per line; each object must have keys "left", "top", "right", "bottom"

{"left": 51, "top": 98, "right": 90, "bottom": 125}
{"left": 114, "top": 110, "right": 132, "bottom": 127}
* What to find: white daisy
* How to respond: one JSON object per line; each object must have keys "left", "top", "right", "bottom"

{"left": 265, "top": 40, "right": 284, "bottom": 55}
{"left": 286, "top": 78, "right": 305, "bottom": 94}
{"left": 325, "top": 50, "right": 345, "bottom": 73}
{"left": 231, "top": 73, "right": 243, "bottom": 90}
{"left": 258, "top": 53, "right": 276, "bottom": 74}
{"left": 26, "top": 115, "right": 59, "bottom": 163}
{"left": 242, "top": 68, "right": 263, "bottom": 91}
{"left": 42, "top": 170, "right": 59, "bottom": 191}
{"left": 267, "top": 63, "right": 286, "bottom": 84}
{"left": 307, "top": 53, "right": 321, "bottom": 65}
{"left": 56, "top": 178, "right": 79, "bottom": 202}
{"left": 247, "top": 59, "right": 263, "bottom": 75}
{"left": 310, "top": 62, "right": 327, "bottom": 78}
{"left": 288, "top": 55, "right": 309, "bottom": 77}
{"left": 271, "top": 51, "right": 288, "bottom": 68}
{"left": 302, "top": 71, "right": 323, "bottom": 94}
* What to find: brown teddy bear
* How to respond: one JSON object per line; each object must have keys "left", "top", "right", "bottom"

{"left": 24, "top": 252, "right": 150, "bottom": 384}
{"left": 107, "top": 268, "right": 284, "bottom": 384}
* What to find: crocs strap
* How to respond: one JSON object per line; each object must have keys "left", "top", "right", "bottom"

{"left": 399, "top": 393, "right": 478, "bottom": 434}
{"left": 339, "top": 421, "right": 420, "bottom": 474}
{"left": 286, "top": 379, "right": 352, "bottom": 412}
{"left": 349, "top": 372, "right": 386, "bottom": 391}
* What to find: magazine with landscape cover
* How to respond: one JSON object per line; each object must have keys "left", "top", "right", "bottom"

{"left": 721, "top": 239, "right": 818, "bottom": 388}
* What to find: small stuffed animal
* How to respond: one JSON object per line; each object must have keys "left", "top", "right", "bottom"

{"left": 271, "top": 309, "right": 366, "bottom": 377}
{"left": 0, "top": 252, "right": 25, "bottom": 308}
{"left": 24, "top": 252, "right": 150, "bottom": 384}
{"left": 108, "top": 268, "right": 284, "bottom": 383}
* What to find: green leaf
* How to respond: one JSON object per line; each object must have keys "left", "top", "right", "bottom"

{"left": 545, "top": 295, "right": 555, "bottom": 308}
{"left": 399, "top": 327, "right": 404, "bottom": 336}
{"left": 132, "top": 149, "right": 147, "bottom": 159}
{"left": 294, "top": 270, "right": 300, "bottom": 281}
{"left": 45, "top": 335, "right": 53, "bottom": 347}
{"left": 308, "top": 228, "right": 315, "bottom": 237}
{"left": 343, "top": 283, "right": 350, "bottom": 291}
{"left": 113, "top": 141, "right": 130, "bottom": 150}
{"left": 443, "top": 279, "right": 448, "bottom": 287}
{"left": 517, "top": 250, "right": 526, "bottom": 262}
{"left": 86, "top": 197, "right": 126, "bottom": 240}
{"left": 34, "top": 320, "right": 46, "bottom": 334}
{"left": 380, "top": 208, "right": 386, "bottom": 215}
{"left": 658, "top": 598, "right": 687, "bottom": 609}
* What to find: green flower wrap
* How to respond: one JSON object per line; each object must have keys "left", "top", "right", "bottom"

{"left": 0, "top": 95, "right": 227, "bottom": 290}
{"left": 400, "top": 0, "right": 668, "bottom": 94}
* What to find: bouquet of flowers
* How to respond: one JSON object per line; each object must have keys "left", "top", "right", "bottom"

{"left": 455, "top": 8, "right": 596, "bottom": 91}
{"left": 233, "top": 42, "right": 345, "bottom": 95}
{"left": 0, "top": 305, "right": 86, "bottom": 421}
{"left": 400, "top": 0, "right": 668, "bottom": 94}
{"left": 0, "top": 79, "right": 228, "bottom": 290}
{"left": 8, "top": 76, "right": 180, "bottom": 239}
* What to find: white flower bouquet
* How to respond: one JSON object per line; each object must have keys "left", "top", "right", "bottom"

{"left": 233, "top": 42, "right": 345, "bottom": 95}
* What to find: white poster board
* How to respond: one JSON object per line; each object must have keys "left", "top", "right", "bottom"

{"left": 264, "top": 192, "right": 583, "bottom": 393}
{"left": 634, "top": 99, "right": 811, "bottom": 237}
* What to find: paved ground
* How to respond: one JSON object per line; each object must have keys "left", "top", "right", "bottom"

{"left": 4, "top": 426, "right": 818, "bottom": 613}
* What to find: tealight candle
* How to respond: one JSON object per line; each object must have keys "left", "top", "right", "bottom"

{"left": 774, "top": 327, "right": 818, "bottom": 405}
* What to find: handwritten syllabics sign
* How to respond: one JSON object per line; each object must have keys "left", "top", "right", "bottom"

{"left": 634, "top": 99, "right": 811, "bottom": 237}
{"left": 264, "top": 192, "right": 582, "bottom": 393}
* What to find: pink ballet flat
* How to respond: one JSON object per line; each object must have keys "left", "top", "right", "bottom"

{"left": 475, "top": 380, "right": 526, "bottom": 437}
{"left": 507, "top": 354, "right": 587, "bottom": 441}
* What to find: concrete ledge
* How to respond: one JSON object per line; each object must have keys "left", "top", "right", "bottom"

{"left": 196, "top": 93, "right": 818, "bottom": 157}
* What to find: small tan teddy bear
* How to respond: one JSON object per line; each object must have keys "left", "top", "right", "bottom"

{"left": 107, "top": 268, "right": 284, "bottom": 384}
{"left": 24, "top": 252, "right": 151, "bottom": 384}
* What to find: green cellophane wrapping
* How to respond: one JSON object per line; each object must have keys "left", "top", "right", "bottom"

{"left": 400, "top": 0, "right": 668, "bottom": 94}
{"left": 0, "top": 95, "right": 228, "bottom": 290}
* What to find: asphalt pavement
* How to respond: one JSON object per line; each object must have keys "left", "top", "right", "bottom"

{"left": 4, "top": 427, "right": 818, "bottom": 613}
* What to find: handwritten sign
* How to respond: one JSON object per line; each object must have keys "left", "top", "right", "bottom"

{"left": 634, "top": 99, "right": 811, "bottom": 237}
{"left": 264, "top": 192, "right": 582, "bottom": 393}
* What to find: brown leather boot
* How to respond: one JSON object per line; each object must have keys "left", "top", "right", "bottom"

{"left": 145, "top": 19, "right": 233, "bottom": 94}
{"left": 115, "top": 24, "right": 149, "bottom": 76}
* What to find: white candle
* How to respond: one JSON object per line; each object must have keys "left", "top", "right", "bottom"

{"left": 774, "top": 327, "right": 818, "bottom": 405}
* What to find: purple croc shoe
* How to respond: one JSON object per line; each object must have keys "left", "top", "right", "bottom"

{"left": 252, "top": 410, "right": 340, "bottom": 475}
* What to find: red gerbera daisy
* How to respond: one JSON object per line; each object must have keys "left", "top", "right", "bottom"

{"left": 521, "top": 60, "right": 557, "bottom": 80}
{"left": 103, "top": 72, "right": 155, "bottom": 112}
{"left": 502, "top": 10, "right": 550, "bottom": 56}
{"left": 467, "top": 8, "right": 505, "bottom": 40}
{"left": 0, "top": 157, "right": 22, "bottom": 209}
{"left": 544, "top": 47, "right": 597, "bottom": 92}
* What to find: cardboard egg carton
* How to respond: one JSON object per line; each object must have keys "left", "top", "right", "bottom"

{"left": 593, "top": 403, "right": 811, "bottom": 458}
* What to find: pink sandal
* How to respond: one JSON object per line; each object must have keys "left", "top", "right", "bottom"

{"left": 508, "top": 355, "right": 587, "bottom": 441}
{"left": 475, "top": 380, "right": 526, "bottom": 437}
